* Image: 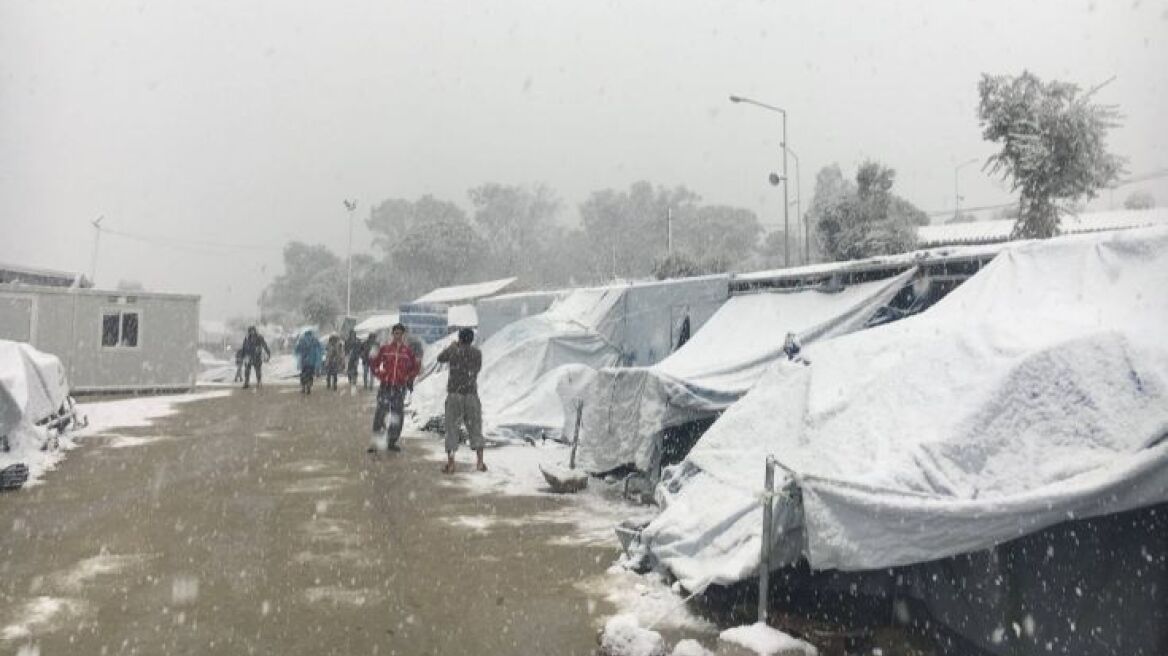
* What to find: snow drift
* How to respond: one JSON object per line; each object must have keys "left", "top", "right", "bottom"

{"left": 643, "top": 228, "right": 1168, "bottom": 591}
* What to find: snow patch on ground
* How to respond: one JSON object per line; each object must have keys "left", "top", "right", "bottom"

{"left": 718, "top": 623, "right": 818, "bottom": 656}
{"left": 577, "top": 569, "right": 716, "bottom": 634}
{"left": 0, "top": 596, "right": 92, "bottom": 641}
{"left": 51, "top": 553, "right": 154, "bottom": 592}
{"left": 76, "top": 389, "right": 231, "bottom": 435}
{"left": 600, "top": 614, "right": 667, "bottom": 656}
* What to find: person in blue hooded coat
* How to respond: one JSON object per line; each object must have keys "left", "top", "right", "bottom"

{"left": 295, "top": 329, "right": 324, "bottom": 394}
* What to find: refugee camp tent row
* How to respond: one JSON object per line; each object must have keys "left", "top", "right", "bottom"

{"left": 409, "top": 275, "right": 730, "bottom": 441}
{"left": 636, "top": 228, "right": 1168, "bottom": 656}
{"left": 475, "top": 290, "right": 564, "bottom": 341}
{"left": 574, "top": 242, "right": 1005, "bottom": 476}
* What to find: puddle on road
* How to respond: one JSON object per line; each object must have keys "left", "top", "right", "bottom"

{"left": 301, "top": 517, "right": 363, "bottom": 547}
{"left": 98, "top": 434, "right": 172, "bottom": 449}
{"left": 439, "top": 514, "right": 529, "bottom": 535}
{"left": 284, "top": 477, "right": 349, "bottom": 494}
{"left": 303, "top": 586, "right": 381, "bottom": 607}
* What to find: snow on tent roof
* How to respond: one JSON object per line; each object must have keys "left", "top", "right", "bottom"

{"left": 354, "top": 313, "right": 399, "bottom": 334}
{"left": 916, "top": 207, "right": 1168, "bottom": 248}
{"left": 413, "top": 277, "right": 517, "bottom": 305}
{"left": 0, "top": 340, "right": 69, "bottom": 436}
{"left": 576, "top": 268, "right": 916, "bottom": 474}
{"left": 409, "top": 285, "right": 629, "bottom": 436}
{"left": 447, "top": 304, "right": 478, "bottom": 328}
{"left": 642, "top": 227, "right": 1168, "bottom": 591}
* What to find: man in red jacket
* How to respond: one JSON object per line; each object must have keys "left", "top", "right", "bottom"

{"left": 369, "top": 323, "right": 420, "bottom": 451}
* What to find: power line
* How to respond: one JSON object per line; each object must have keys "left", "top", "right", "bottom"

{"left": 103, "top": 227, "right": 281, "bottom": 255}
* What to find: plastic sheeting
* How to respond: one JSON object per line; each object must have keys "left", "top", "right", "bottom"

{"left": 643, "top": 228, "right": 1168, "bottom": 592}
{"left": 577, "top": 268, "right": 918, "bottom": 474}
{"left": 0, "top": 340, "right": 70, "bottom": 436}
{"left": 411, "top": 276, "right": 730, "bottom": 440}
{"left": 409, "top": 286, "right": 627, "bottom": 436}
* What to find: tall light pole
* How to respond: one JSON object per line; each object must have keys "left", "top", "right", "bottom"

{"left": 89, "top": 215, "right": 104, "bottom": 286}
{"left": 343, "top": 199, "right": 357, "bottom": 318}
{"left": 783, "top": 147, "right": 803, "bottom": 264}
{"left": 954, "top": 158, "right": 979, "bottom": 222}
{"left": 731, "top": 94, "right": 789, "bottom": 266}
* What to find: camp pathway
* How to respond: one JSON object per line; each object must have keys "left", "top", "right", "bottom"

{"left": 0, "top": 387, "right": 617, "bottom": 655}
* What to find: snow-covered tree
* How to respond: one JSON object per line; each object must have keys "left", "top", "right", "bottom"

{"left": 977, "top": 71, "right": 1125, "bottom": 238}
{"left": 815, "top": 161, "right": 921, "bottom": 261}
{"left": 1124, "top": 191, "right": 1156, "bottom": 210}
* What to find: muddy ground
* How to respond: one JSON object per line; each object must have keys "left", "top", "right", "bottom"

{"left": 1, "top": 388, "right": 619, "bottom": 655}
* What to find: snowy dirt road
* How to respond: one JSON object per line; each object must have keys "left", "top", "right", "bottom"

{"left": 0, "top": 388, "right": 622, "bottom": 655}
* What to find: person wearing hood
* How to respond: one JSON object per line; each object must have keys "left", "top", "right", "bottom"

{"left": 295, "top": 329, "right": 324, "bottom": 394}
{"left": 324, "top": 334, "right": 344, "bottom": 391}
{"left": 240, "top": 326, "right": 271, "bottom": 389}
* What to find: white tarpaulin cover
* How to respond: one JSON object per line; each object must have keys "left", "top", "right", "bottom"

{"left": 409, "top": 286, "right": 628, "bottom": 435}
{"left": 578, "top": 268, "right": 917, "bottom": 473}
{"left": 643, "top": 228, "right": 1168, "bottom": 591}
{"left": 0, "top": 339, "right": 69, "bottom": 436}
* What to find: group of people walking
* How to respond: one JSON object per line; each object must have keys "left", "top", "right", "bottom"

{"left": 234, "top": 322, "right": 486, "bottom": 472}
{"left": 292, "top": 328, "right": 380, "bottom": 394}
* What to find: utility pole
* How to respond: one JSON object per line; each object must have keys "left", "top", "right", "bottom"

{"left": 954, "top": 158, "right": 978, "bottom": 222}
{"left": 343, "top": 199, "right": 357, "bottom": 318}
{"left": 666, "top": 207, "right": 673, "bottom": 256}
{"left": 89, "top": 216, "right": 104, "bottom": 286}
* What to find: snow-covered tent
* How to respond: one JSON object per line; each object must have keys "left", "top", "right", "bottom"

{"left": 0, "top": 340, "right": 76, "bottom": 483}
{"left": 354, "top": 313, "right": 399, "bottom": 337}
{"left": 639, "top": 228, "right": 1168, "bottom": 655}
{"left": 476, "top": 290, "right": 564, "bottom": 341}
{"left": 411, "top": 275, "right": 729, "bottom": 440}
{"left": 577, "top": 268, "right": 918, "bottom": 474}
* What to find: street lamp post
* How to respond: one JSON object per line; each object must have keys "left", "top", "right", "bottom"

{"left": 954, "top": 158, "right": 979, "bottom": 222}
{"left": 89, "top": 215, "right": 104, "bottom": 285}
{"left": 731, "top": 94, "right": 789, "bottom": 266}
{"left": 343, "top": 199, "right": 357, "bottom": 318}
{"left": 784, "top": 147, "right": 803, "bottom": 264}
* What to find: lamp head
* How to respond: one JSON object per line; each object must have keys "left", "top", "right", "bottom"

{"left": 768, "top": 172, "right": 785, "bottom": 187}
{"left": 729, "top": 95, "right": 743, "bottom": 103}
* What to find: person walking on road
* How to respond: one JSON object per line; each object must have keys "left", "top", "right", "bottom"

{"left": 324, "top": 334, "right": 344, "bottom": 391}
{"left": 295, "top": 329, "right": 323, "bottom": 395}
{"left": 360, "top": 333, "right": 379, "bottom": 391}
{"left": 437, "top": 328, "right": 484, "bottom": 474}
{"left": 344, "top": 329, "right": 363, "bottom": 391}
{"left": 240, "top": 326, "right": 271, "bottom": 389}
{"left": 369, "top": 323, "right": 419, "bottom": 451}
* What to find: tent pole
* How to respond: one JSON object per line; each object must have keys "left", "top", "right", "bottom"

{"left": 759, "top": 455, "right": 776, "bottom": 624}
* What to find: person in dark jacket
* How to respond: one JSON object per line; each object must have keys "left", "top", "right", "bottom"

{"left": 782, "top": 332, "right": 810, "bottom": 366}
{"left": 361, "top": 333, "right": 379, "bottom": 391}
{"left": 240, "top": 326, "right": 271, "bottom": 389}
{"left": 344, "top": 329, "right": 362, "bottom": 390}
{"left": 369, "top": 324, "right": 420, "bottom": 451}
{"left": 437, "top": 328, "right": 484, "bottom": 473}
{"left": 324, "top": 334, "right": 344, "bottom": 391}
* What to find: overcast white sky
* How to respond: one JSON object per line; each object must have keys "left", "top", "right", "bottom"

{"left": 2, "top": 0, "right": 1166, "bottom": 320}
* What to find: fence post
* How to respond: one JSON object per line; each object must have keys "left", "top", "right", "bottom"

{"left": 759, "top": 455, "right": 776, "bottom": 624}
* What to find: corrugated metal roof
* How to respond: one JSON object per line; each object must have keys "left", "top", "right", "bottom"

{"left": 917, "top": 208, "right": 1168, "bottom": 247}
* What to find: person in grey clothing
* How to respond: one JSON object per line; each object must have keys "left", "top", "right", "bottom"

{"left": 437, "top": 328, "right": 484, "bottom": 473}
